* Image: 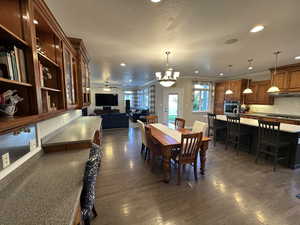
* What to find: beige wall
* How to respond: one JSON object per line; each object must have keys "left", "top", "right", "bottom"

{"left": 88, "top": 87, "right": 125, "bottom": 115}
{"left": 155, "top": 78, "right": 214, "bottom": 128}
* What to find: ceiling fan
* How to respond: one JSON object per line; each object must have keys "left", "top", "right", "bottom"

{"left": 103, "top": 81, "right": 118, "bottom": 91}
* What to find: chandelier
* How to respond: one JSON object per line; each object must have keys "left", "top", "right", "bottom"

{"left": 155, "top": 51, "right": 180, "bottom": 87}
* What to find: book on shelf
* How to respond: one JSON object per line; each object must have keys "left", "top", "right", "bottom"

{"left": 0, "top": 46, "right": 28, "bottom": 83}
{"left": 39, "top": 61, "right": 44, "bottom": 87}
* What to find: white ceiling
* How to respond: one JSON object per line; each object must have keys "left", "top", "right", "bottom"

{"left": 45, "top": 0, "right": 300, "bottom": 87}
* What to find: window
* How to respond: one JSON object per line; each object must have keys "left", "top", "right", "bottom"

{"left": 137, "top": 88, "right": 149, "bottom": 108}
{"left": 192, "top": 83, "right": 211, "bottom": 112}
{"left": 124, "top": 91, "right": 134, "bottom": 105}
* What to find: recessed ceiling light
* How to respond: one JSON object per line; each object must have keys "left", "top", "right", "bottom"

{"left": 295, "top": 56, "right": 300, "bottom": 60}
{"left": 194, "top": 70, "right": 199, "bottom": 74}
{"left": 129, "top": 79, "right": 132, "bottom": 82}
{"left": 33, "top": 19, "right": 39, "bottom": 24}
{"left": 150, "top": 0, "right": 161, "bottom": 3}
{"left": 250, "top": 25, "right": 264, "bottom": 33}
{"left": 120, "top": 62, "right": 126, "bottom": 67}
{"left": 219, "top": 73, "right": 224, "bottom": 76}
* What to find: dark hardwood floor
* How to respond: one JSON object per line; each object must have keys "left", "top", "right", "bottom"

{"left": 93, "top": 127, "right": 300, "bottom": 225}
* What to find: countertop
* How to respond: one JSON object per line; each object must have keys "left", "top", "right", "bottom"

{"left": 216, "top": 115, "right": 300, "bottom": 133}
{"left": 0, "top": 149, "right": 89, "bottom": 225}
{"left": 43, "top": 117, "right": 102, "bottom": 147}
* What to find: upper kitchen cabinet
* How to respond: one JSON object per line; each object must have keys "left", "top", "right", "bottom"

{"left": 270, "top": 63, "right": 300, "bottom": 92}
{"left": 224, "top": 79, "right": 247, "bottom": 101}
{"left": 69, "top": 38, "right": 91, "bottom": 108}
{"left": 245, "top": 80, "right": 274, "bottom": 105}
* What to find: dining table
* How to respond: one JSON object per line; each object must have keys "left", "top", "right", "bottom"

{"left": 148, "top": 123, "right": 211, "bottom": 183}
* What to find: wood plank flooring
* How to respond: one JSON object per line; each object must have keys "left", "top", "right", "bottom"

{"left": 93, "top": 127, "right": 300, "bottom": 225}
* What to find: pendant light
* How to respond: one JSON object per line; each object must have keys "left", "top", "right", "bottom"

{"left": 267, "top": 51, "right": 281, "bottom": 93}
{"left": 155, "top": 51, "right": 180, "bottom": 87}
{"left": 225, "top": 65, "right": 233, "bottom": 95}
{"left": 243, "top": 59, "right": 254, "bottom": 94}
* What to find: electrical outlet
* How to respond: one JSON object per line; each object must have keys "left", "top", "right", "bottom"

{"left": 30, "top": 139, "right": 36, "bottom": 151}
{"left": 2, "top": 153, "right": 10, "bottom": 169}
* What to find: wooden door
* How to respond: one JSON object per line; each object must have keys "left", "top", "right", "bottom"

{"left": 288, "top": 69, "right": 300, "bottom": 91}
{"left": 256, "top": 80, "right": 274, "bottom": 105}
{"left": 214, "top": 82, "right": 225, "bottom": 114}
{"left": 245, "top": 82, "right": 257, "bottom": 104}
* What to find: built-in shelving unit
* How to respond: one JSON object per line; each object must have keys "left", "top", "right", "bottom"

{"left": 0, "top": 0, "right": 91, "bottom": 135}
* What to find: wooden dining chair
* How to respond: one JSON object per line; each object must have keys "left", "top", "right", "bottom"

{"left": 175, "top": 118, "right": 185, "bottom": 129}
{"left": 145, "top": 126, "right": 161, "bottom": 167}
{"left": 171, "top": 132, "right": 203, "bottom": 185}
{"left": 146, "top": 115, "right": 158, "bottom": 124}
{"left": 192, "top": 121, "right": 208, "bottom": 135}
{"left": 137, "top": 120, "right": 148, "bottom": 159}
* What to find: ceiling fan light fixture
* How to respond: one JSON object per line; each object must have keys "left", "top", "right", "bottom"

{"left": 295, "top": 56, "right": 300, "bottom": 60}
{"left": 150, "top": 0, "right": 161, "bottom": 3}
{"left": 159, "top": 80, "right": 176, "bottom": 87}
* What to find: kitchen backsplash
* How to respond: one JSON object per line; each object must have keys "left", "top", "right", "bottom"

{"left": 249, "top": 97, "right": 300, "bottom": 115}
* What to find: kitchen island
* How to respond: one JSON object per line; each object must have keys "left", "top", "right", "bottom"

{"left": 216, "top": 114, "right": 300, "bottom": 169}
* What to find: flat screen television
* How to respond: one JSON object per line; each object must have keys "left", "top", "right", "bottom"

{"left": 95, "top": 93, "right": 118, "bottom": 106}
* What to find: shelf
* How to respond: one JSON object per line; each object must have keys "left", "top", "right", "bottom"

{"left": 0, "top": 77, "right": 33, "bottom": 87}
{"left": 41, "top": 86, "right": 62, "bottom": 92}
{"left": 0, "top": 109, "right": 67, "bottom": 135}
{"left": 38, "top": 52, "right": 60, "bottom": 68}
{"left": 0, "top": 24, "right": 29, "bottom": 48}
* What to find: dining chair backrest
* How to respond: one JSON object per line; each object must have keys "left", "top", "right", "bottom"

{"left": 258, "top": 120, "right": 280, "bottom": 145}
{"left": 226, "top": 115, "right": 240, "bottom": 137}
{"left": 146, "top": 115, "right": 158, "bottom": 124}
{"left": 137, "top": 120, "right": 147, "bottom": 147}
{"left": 179, "top": 132, "right": 203, "bottom": 163}
{"left": 175, "top": 118, "right": 185, "bottom": 129}
{"left": 192, "top": 120, "right": 208, "bottom": 135}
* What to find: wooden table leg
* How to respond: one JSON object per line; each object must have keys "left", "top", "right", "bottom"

{"left": 163, "top": 147, "right": 172, "bottom": 183}
{"left": 200, "top": 141, "right": 209, "bottom": 175}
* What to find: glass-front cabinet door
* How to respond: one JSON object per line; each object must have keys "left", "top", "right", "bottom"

{"left": 63, "top": 47, "right": 76, "bottom": 107}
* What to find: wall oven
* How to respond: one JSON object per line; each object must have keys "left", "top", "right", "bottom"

{"left": 224, "top": 101, "right": 240, "bottom": 114}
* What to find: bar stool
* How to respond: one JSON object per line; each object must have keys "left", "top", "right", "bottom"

{"left": 207, "top": 113, "right": 226, "bottom": 146}
{"left": 225, "top": 115, "right": 252, "bottom": 154}
{"left": 255, "top": 120, "right": 290, "bottom": 171}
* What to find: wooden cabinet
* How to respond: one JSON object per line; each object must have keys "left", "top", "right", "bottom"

{"left": 270, "top": 64, "right": 300, "bottom": 92}
{"left": 69, "top": 38, "right": 91, "bottom": 108}
{"left": 245, "top": 80, "right": 274, "bottom": 105}
{"left": 0, "top": 0, "right": 89, "bottom": 134}
{"left": 224, "top": 80, "right": 247, "bottom": 101}
{"left": 214, "top": 82, "right": 225, "bottom": 114}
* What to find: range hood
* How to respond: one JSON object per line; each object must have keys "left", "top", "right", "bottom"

{"left": 269, "top": 92, "right": 300, "bottom": 97}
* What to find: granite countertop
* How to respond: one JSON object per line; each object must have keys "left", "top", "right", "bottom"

{"left": 216, "top": 115, "right": 300, "bottom": 133}
{"left": 43, "top": 117, "right": 102, "bottom": 147}
{"left": 0, "top": 149, "right": 89, "bottom": 225}
{"left": 244, "top": 113, "right": 300, "bottom": 122}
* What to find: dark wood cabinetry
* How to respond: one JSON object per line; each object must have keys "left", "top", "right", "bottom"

{"left": 0, "top": 0, "right": 90, "bottom": 134}
{"left": 69, "top": 38, "right": 91, "bottom": 108}
{"left": 245, "top": 80, "right": 274, "bottom": 105}
{"left": 270, "top": 63, "right": 300, "bottom": 92}
{"left": 214, "top": 82, "right": 225, "bottom": 114}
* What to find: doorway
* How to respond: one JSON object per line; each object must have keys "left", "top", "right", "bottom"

{"left": 163, "top": 88, "right": 184, "bottom": 126}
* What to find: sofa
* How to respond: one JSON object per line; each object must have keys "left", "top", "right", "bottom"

{"left": 101, "top": 113, "right": 129, "bottom": 129}
{"left": 128, "top": 109, "right": 150, "bottom": 122}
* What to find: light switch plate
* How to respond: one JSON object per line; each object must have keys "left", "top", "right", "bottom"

{"left": 30, "top": 139, "right": 36, "bottom": 151}
{"left": 2, "top": 153, "right": 10, "bottom": 169}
